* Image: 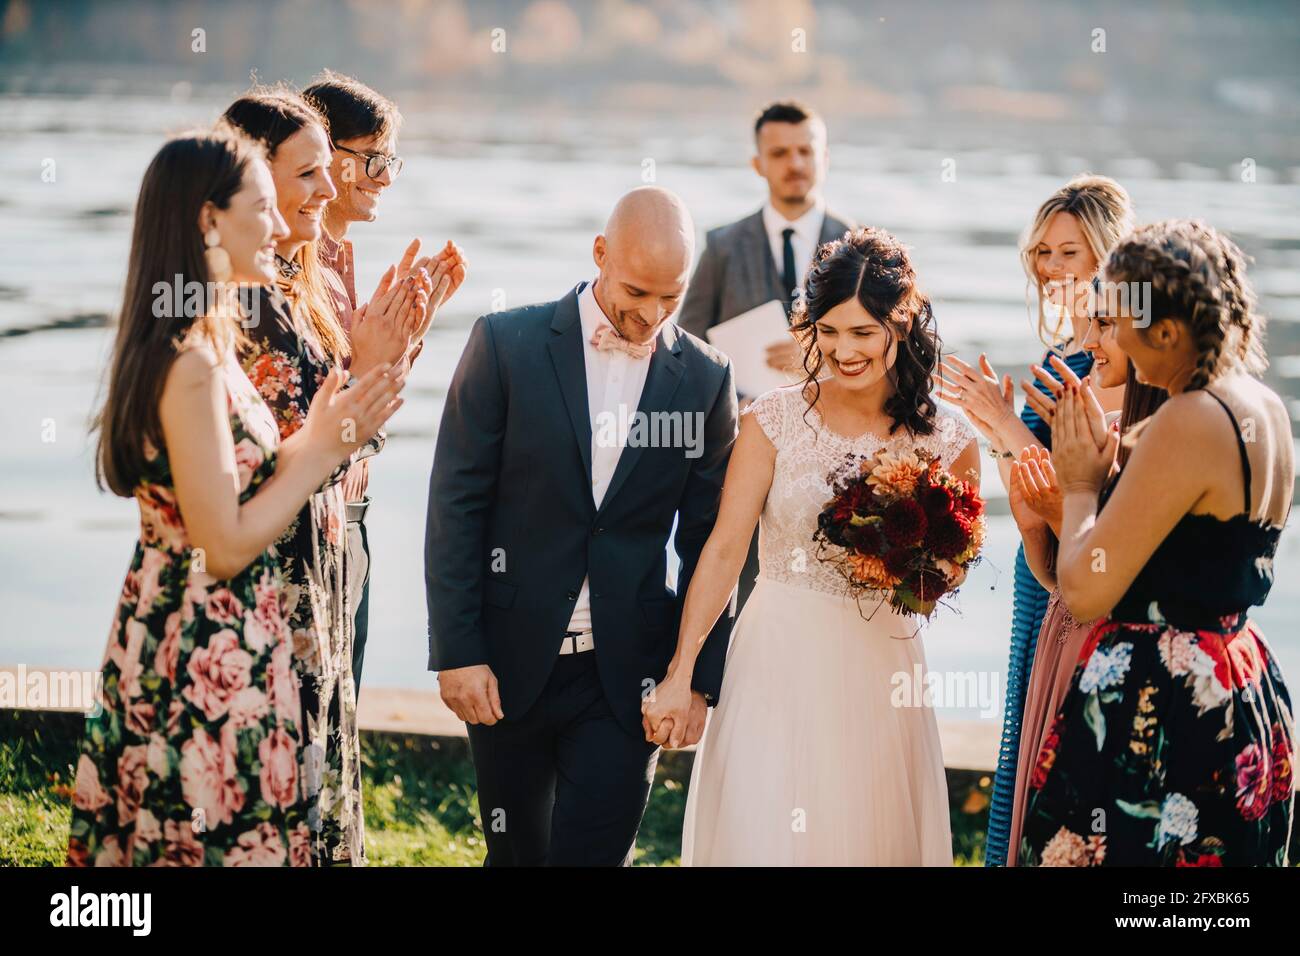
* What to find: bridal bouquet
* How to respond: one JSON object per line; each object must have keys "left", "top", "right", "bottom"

{"left": 813, "top": 448, "right": 985, "bottom": 618}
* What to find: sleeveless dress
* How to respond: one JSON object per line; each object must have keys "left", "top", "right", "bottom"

{"left": 681, "top": 385, "right": 976, "bottom": 865}
{"left": 985, "top": 345, "right": 1093, "bottom": 865}
{"left": 1020, "top": 392, "right": 1294, "bottom": 866}
{"left": 67, "top": 353, "right": 312, "bottom": 866}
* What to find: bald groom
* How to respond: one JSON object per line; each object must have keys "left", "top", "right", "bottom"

{"left": 425, "top": 187, "right": 739, "bottom": 866}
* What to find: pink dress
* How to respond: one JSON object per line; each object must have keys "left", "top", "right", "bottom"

{"left": 1006, "top": 587, "right": 1095, "bottom": 865}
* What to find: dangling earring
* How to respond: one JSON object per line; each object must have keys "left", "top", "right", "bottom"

{"left": 204, "top": 228, "right": 232, "bottom": 283}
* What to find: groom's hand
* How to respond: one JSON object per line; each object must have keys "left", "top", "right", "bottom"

{"left": 438, "top": 664, "right": 505, "bottom": 726}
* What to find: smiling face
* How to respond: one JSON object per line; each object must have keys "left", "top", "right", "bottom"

{"left": 328, "top": 132, "right": 395, "bottom": 225}
{"left": 201, "top": 157, "right": 288, "bottom": 286}
{"left": 1080, "top": 306, "right": 1128, "bottom": 388}
{"left": 752, "top": 119, "right": 827, "bottom": 207}
{"left": 813, "top": 296, "right": 899, "bottom": 393}
{"left": 268, "top": 123, "right": 337, "bottom": 248}
{"left": 592, "top": 239, "right": 689, "bottom": 344}
{"left": 1035, "top": 211, "right": 1101, "bottom": 313}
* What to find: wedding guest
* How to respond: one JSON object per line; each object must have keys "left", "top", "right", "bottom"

{"left": 1022, "top": 219, "right": 1294, "bottom": 866}
{"left": 68, "top": 127, "right": 403, "bottom": 867}
{"left": 1003, "top": 322, "right": 1167, "bottom": 864}
{"left": 302, "top": 70, "right": 467, "bottom": 696}
{"left": 224, "top": 86, "right": 421, "bottom": 865}
{"left": 677, "top": 100, "right": 854, "bottom": 610}
{"left": 936, "top": 174, "right": 1134, "bottom": 864}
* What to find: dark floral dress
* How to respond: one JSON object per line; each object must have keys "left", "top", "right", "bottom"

{"left": 67, "top": 352, "right": 312, "bottom": 867}
{"left": 1021, "top": 392, "right": 1294, "bottom": 866}
{"left": 241, "top": 282, "right": 365, "bottom": 865}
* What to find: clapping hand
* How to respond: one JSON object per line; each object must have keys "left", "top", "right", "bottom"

{"left": 935, "top": 353, "right": 1014, "bottom": 443}
{"left": 1010, "top": 445, "right": 1064, "bottom": 533}
{"left": 1050, "top": 378, "right": 1117, "bottom": 494}
{"left": 1018, "top": 353, "right": 1085, "bottom": 427}
{"left": 371, "top": 238, "right": 468, "bottom": 365}
{"left": 350, "top": 267, "right": 427, "bottom": 378}
{"left": 301, "top": 363, "right": 406, "bottom": 465}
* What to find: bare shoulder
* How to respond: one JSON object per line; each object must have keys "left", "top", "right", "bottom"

{"left": 165, "top": 343, "right": 223, "bottom": 393}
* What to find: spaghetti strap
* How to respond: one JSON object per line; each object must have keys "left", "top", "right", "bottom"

{"left": 1203, "top": 390, "right": 1253, "bottom": 514}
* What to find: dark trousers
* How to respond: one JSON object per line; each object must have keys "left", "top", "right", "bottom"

{"left": 736, "top": 527, "right": 761, "bottom": 613}
{"left": 349, "top": 516, "right": 371, "bottom": 699}
{"left": 465, "top": 651, "right": 659, "bottom": 866}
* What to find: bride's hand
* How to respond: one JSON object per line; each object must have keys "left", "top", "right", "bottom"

{"left": 641, "top": 672, "right": 697, "bottom": 749}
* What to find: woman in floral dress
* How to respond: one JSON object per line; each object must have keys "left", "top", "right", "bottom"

{"left": 1020, "top": 220, "right": 1294, "bottom": 866}
{"left": 69, "top": 127, "right": 405, "bottom": 866}
{"left": 224, "top": 87, "right": 423, "bottom": 864}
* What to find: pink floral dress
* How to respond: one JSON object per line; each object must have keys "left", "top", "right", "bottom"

{"left": 67, "top": 354, "right": 311, "bottom": 867}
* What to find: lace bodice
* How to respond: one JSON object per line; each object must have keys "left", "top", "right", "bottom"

{"left": 747, "top": 385, "right": 977, "bottom": 597}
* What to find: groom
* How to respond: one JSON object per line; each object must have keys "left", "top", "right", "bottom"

{"left": 424, "top": 187, "right": 738, "bottom": 866}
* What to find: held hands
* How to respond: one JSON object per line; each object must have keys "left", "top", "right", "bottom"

{"left": 301, "top": 364, "right": 406, "bottom": 467}
{"left": 641, "top": 668, "right": 707, "bottom": 750}
{"left": 1050, "top": 377, "right": 1118, "bottom": 494}
{"left": 438, "top": 664, "right": 504, "bottom": 726}
{"left": 936, "top": 354, "right": 1015, "bottom": 444}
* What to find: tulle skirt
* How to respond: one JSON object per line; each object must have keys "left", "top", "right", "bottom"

{"left": 682, "top": 575, "right": 953, "bottom": 866}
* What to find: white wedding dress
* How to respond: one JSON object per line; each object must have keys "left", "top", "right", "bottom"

{"left": 682, "top": 385, "right": 976, "bottom": 866}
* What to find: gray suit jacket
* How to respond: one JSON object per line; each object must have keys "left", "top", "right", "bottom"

{"left": 676, "top": 207, "right": 856, "bottom": 345}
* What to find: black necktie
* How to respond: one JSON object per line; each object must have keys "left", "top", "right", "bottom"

{"left": 781, "top": 227, "right": 797, "bottom": 303}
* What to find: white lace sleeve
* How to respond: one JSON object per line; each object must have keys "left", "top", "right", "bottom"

{"left": 745, "top": 388, "right": 789, "bottom": 450}
{"left": 932, "top": 403, "right": 978, "bottom": 469}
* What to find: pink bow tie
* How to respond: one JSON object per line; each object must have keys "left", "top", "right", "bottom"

{"left": 590, "top": 324, "right": 655, "bottom": 360}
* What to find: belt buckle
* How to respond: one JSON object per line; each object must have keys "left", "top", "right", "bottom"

{"left": 561, "top": 629, "right": 594, "bottom": 655}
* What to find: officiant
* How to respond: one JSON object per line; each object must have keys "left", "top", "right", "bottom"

{"left": 677, "top": 99, "right": 854, "bottom": 609}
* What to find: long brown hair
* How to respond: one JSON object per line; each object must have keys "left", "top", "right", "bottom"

{"left": 94, "top": 126, "right": 263, "bottom": 497}
{"left": 223, "top": 86, "right": 349, "bottom": 360}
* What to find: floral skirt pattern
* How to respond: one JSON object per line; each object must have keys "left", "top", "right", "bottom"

{"left": 1020, "top": 612, "right": 1295, "bottom": 866}
{"left": 67, "top": 544, "right": 313, "bottom": 867}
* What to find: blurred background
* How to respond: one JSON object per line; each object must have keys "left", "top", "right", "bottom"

{"left": 2, "top": 0, "right": 1298, "bottom": 720}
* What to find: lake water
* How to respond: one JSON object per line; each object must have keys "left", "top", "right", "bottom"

{"left": 2, "top": 92, "right": 1297, "bottom": 724}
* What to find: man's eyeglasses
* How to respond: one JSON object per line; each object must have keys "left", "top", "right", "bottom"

{"left": 334, "top": 143, "right": 403, "bottom": 180}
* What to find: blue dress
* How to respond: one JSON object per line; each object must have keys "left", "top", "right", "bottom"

{"left": 984, "top": 345, "right": 1093, "bottom": 866}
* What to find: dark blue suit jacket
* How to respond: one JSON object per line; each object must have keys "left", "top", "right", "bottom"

{"left": 425, "top": 283, "right": 738, "bottom": 735}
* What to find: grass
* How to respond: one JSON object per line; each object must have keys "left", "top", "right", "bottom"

{"left": 1, "top": 708, "right": 990, "bottom": 867}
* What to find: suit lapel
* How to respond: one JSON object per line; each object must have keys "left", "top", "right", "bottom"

{"left": 597, "top": 324, "right": 685, "bottom": 517}
{"left": 739, "top": 210, "right": 784, "bottom": 305}
{"left": 546, "top": 286, "right": 594, "bottom": 496}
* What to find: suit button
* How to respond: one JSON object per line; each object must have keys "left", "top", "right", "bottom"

{"left": 566, "top": 590, "right": 578, "bottom": 600}
{"left": 592, "top": 526, "right": 604, "bottom": 535}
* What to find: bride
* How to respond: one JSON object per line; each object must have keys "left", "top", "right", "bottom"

{"left": 643, "top": 227, "right": 978, "bottom": 865}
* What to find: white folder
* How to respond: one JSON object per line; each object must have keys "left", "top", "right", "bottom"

{"left": 704, "top": 299, "right": 802, "bottom": 397}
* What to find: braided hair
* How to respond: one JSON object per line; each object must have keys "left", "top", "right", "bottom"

{"left": 790, "top": 226, "right": 940, "bottom": 436}
{"left": 1103, "top": 219, "right": 1266, "bottom": 391}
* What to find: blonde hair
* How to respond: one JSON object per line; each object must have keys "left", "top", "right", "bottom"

{"left": 1019, "top": 174, "right": 1135, "bottom": 348}
{"left": 1104, "top": 219, "right": 1267, "bottom": 391}
{"left": 287, "top": 241, "right": 350, "bottom": 361}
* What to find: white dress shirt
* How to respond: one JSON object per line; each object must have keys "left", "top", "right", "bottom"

{"left": 566, "top": 280, "right": 654, "bottom": 635}
{"left": 762, "top": 197, "right": 826, "bottom": 297}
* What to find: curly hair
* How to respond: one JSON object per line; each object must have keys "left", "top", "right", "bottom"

{"left": 789, "top": 226, "right": 940, "bottom": 436}
{"left": 1103, "top": 218, "right": 1267, "bottom": 391}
